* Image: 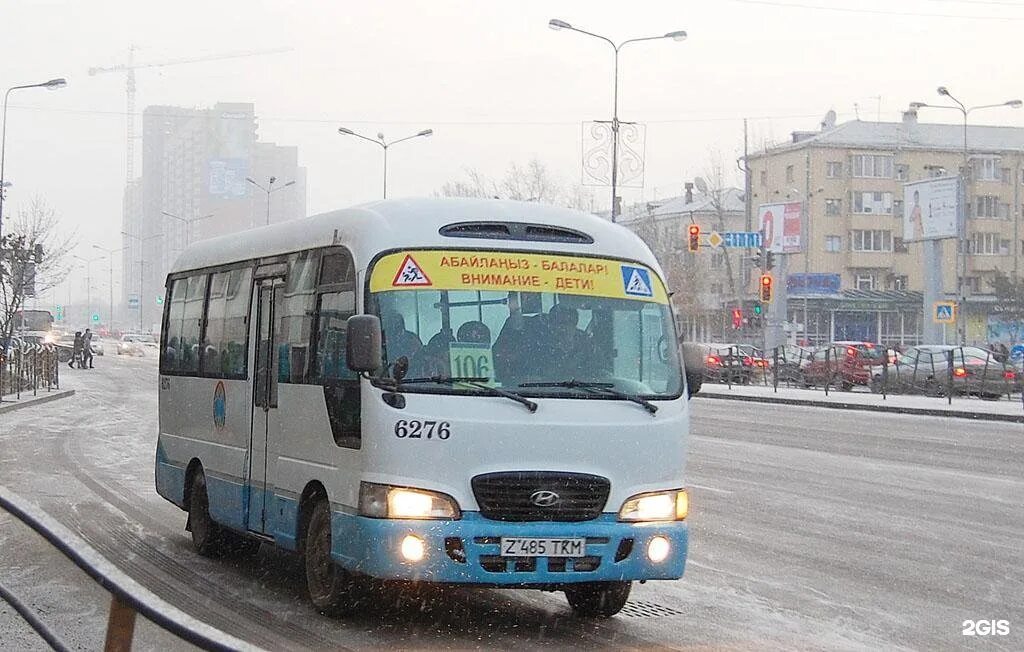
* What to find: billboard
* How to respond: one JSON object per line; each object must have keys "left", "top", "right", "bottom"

{"left": 758, "top": 202, "right": 802, "bottom": 253}
{"left": 787, "top": 273, "right": 841, "bottom": 295}
{"left": 902, "top": 176, "right": 959, "bottom": 242}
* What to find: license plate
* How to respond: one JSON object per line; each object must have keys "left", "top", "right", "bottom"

{"left": 500, "top": 537, "right": 585, "bottom": 557}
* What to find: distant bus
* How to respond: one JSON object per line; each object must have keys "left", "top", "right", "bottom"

{"left": 13, "top": 309, "right": 55, "bottom": 338}
{"left": 156, "top": 198, "right": 691, "bottom": 618}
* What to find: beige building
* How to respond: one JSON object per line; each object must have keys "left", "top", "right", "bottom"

{"left": 745, "top": 110, "right": 1024, "bottom": 345}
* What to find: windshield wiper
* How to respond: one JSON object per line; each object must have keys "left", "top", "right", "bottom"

{"left": 519, "top": 379, "right": 658, "bottom": 415}
{"left": 381, "top": 375, "right": 538, "bottom": 413}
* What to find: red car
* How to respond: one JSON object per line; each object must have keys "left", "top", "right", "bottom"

{"left": 800, "top": 341, "right": 887, "bottom": 390}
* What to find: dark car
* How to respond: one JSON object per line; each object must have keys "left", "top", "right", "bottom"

{"left": 873, "top": 345, "right": 1015, "bottom": 398}
{"left": 800, "top": 341, "right": 886, "bottom": 390}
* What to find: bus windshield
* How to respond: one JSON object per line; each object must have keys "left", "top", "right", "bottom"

{"left": 14, "top": 310, "right": 54, "bottom": 333}
{"left": 368, "top": 252, "right": 682, "bottom": 399}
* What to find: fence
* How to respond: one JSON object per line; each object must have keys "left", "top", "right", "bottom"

{"left": 0, "top": 486, "right": 252, "bottom": 651}
{"left": 700, "top": 343, "right": 1019, "bottom": 404}
{"left": 0, "top": 338, "right": 61, "bottom": 401}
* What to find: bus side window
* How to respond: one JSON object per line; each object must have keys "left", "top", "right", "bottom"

{"left": 311, "top": 247, "right": 359, "bottom": 448}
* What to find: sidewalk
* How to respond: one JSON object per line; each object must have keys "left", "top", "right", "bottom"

{"left": 0, "top": 380, "right": 75, "bottom": 416}
{"left": 696, "top": 382, "right": 1024, "bottom": 423}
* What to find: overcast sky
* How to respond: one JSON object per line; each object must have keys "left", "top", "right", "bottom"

{"left": 4, "top": 0, "right": 1024, "bottom": 298}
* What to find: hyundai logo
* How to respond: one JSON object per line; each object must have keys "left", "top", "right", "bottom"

{"left": 530, "top": 490, "right": 561, "bottom": 507}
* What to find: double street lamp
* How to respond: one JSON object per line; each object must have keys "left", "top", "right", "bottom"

{"left": 910, "top": 88, "right": 1022, "bottom": 344}
{"left": 246, "top": 176, "right": 295, "bottom": 227}
{"left": 337, "top": 128, "right": 433, "bottom": 199}
{"left": 93, "top": 244, "right": 126, "bottom": 328}
{"left": 161, "top": 210, "right": 214, "bottom": 247}
{"left": 1, "top": 77, "right": 68, "bottom": 241}
{"left": 122, "top": 232, "right": 163, "bottom": 331}
{"left": 548, "top": 19, "right": 686, "bottom": 222}
{"left": 72, "top": 253, "right": 104, "bottom": 325}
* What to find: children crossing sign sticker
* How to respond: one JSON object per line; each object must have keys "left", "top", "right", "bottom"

{"left": 392, "top": 254, "right": 432, "bottom": 287}
{"left": 621, "top": 265, "right": 653, "bottom": 297}
{"left": 933, "top": 301, "right": 956, "bottom": 324}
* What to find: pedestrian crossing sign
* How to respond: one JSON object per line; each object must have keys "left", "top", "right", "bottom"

{"left": 621, "top": 266, "right": 653, "bottom": 297}
{"left": 933, "top": 301, "right": 956, "bottom": 324}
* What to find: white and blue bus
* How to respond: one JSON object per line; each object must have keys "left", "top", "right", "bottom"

{"left": 156, "top": 198, "right": 690, "bottom": 617}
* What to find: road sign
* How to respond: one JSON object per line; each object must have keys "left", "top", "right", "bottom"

{"left": 707, "top": 231, "right": 723, "bottom": 248}
{"left": 721, "top": 231, "right": 762, "bottom": 248}
{"left": 55, "top": 305, "right": 64, "bottom": 321}
{"left": 933, "top": 301, "right": 956, "bottom": 324}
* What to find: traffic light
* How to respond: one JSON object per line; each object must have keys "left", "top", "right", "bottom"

{"left": 732, "top": 308, "right": 743, "bottom": 329}
{"left": 751, "top": 250, "right": 762, "bottom": 269}
{"left": 687, "top": 224, "right": 700, "bottom": 252}
{"left": 753, "top": 303, "right": 762, "bottom": 316}
{"left": 759, "top": 274, "right": 774, "bottom": 303}
{"left": 765, "top": 251, "right": 775, "bottom": 271}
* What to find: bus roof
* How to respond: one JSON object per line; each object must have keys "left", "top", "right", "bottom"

{"left": 169, "top": 198, "right": 663, "bottom": 277}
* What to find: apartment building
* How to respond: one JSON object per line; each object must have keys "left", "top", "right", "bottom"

{"left": 745, "top": 109, "right": 1024, "bottom": 345}
{"left": 123, "top": 103, "right": 307, "bottom": 330}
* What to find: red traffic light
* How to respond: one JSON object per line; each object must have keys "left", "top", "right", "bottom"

{"left": 688, "top": 224, "right": 701, "bottom": 252}
{"left": 759, "top": 274, "right": 773, "bottom": 302}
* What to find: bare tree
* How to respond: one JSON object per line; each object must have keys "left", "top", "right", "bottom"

{"left": 1, "top": 197, "right": 76, "bottom": 345}
{"left": 438, "top": 158, "right": 594, "bottom": 210}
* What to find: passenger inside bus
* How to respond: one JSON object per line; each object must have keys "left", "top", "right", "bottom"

{"left": 381, "top": 311, "right": 422, "bottom": 364}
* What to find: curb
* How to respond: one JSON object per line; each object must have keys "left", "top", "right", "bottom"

{"left": 696, "top": 390, "right": 1024, "bottom": 424}
{"left": 0, "top": 389, "right": 76, "bottom": 416}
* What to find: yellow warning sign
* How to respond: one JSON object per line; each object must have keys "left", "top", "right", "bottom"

{"left": 369, "top": 250, "right": 669, "bottom": 304}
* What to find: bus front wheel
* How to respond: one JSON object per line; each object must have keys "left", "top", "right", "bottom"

{"left": 564, "top": 581, "right": 631, "bottom": 618}
{"left": 187, "top": 472, "right": 258, "bottom": 558}
{"left": 304, "top": 499, "right": 365, "bottom": 616}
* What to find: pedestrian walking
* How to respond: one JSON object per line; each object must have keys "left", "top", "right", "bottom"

{"left": 70, "top": 331, "right": 83, "bottom": 369}
{"left": 82, "top": 328, "right": 94, "bottom": 369}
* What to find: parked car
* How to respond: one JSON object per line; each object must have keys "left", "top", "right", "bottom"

{"left": 90, "top": 337, "right": 105, "bottom": 356}
{"left": 800, "top": 341, "right": 886, "bottom": 390}
{"left": 872, "top": 345, "right": 1015, "bottom": 399}
{"left": 771, "top": 345, "right": 818, "bottom": 383}
{"left": 701, "top": 342, "right": 761, "bottom": 385}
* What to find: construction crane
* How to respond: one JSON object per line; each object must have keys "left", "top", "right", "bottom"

{"left": 88, "top": 46, "right": 292, "bottom": 184}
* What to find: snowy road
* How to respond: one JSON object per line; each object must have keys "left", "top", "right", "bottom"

{"left": 1, "top": 356, "right": 1021, "bottom": 650}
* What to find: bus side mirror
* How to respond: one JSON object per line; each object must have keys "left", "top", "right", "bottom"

{"left": 346, "top": 315, "right": 382, "bottom": 373}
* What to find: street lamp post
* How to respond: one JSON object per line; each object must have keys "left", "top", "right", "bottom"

{"left": 122, "top": 232, "right": 163, "bottom": 331}
{"left": 548, "top": 19, "right": 686, "bottom": 223}
{"left": 245, "top": 177, "right": 295, "bottom": 227}
{"left": 0, "top": 78, "right": 68, "bottom": 242}
{"left": 161, "top": 210, "right": 214, "bottom": 247}
{"left": 910, "top": 91, "right": 1022, "bottom": 344}
{"left": 336, "top": 128, "right": 433, "bottom": 199}
{"left": 72, "top": 254, "right": 104, "bottom": 325}
{"left": 93, "top": 244, "right": 126, "bottom": 329}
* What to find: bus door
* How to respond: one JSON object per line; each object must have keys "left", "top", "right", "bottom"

{"left": 249, "top": 275, "right": 284, "bottom": 534}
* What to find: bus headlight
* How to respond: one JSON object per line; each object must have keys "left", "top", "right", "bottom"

{"left": 358, "top": 482, "right": 461, "bottom": 520}
{"left": 618, "top": 489, "right": 688, "bottom": 522}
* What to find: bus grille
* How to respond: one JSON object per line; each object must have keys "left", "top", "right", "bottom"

{"left": 471, "top": 471, "right": 610, "bottom": 521}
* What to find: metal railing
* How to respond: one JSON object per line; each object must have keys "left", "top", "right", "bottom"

{"left": 0, "top": 339, "right": 60, "bottom": 402}
{"left": 0, "top": 486, "right": 254, "bottom": 651}
{"left": 697, "top": 342, "right": 1018, "bottom": 405}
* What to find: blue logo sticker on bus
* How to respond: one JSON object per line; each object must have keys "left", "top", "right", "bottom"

{"left": 621, "top": 266, "right": 653, "bottom": 297}
{"left": 213, "top": 381, "right": 227, "bottom": 430}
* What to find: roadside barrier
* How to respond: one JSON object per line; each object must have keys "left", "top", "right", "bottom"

{"left": 0, "top": 338, "right": 60, "bottom": 402}
{"left": 0, "top": 485, "right": 252, "bottom": 652}
{"left": 696, "top": 342, "right": 1018, "bottom": 406}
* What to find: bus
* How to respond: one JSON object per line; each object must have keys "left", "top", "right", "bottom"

{"left": 155, "top": 198, "right": 690, "bottom": 618}
{"left": 13, "top": 309, "right": 55, "bottom": 338}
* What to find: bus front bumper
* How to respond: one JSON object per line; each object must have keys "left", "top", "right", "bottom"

{"left": 331, "top": 511, "right": 688, "bottom": 585}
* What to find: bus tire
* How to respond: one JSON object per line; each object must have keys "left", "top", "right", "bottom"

{"left": 564, "top": 581, "right": 631, "bottom": 618}
{"left": 304, "top": 499, "right": 364, "bottom": 616}
{"left": 187, "top": 472, "right": 227, "bottom": 558}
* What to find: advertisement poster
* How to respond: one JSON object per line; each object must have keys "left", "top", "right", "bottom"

{"left": 758, "top": 202, "right": 802, "bottom": 253}
{"left": 903, "top": 176, "right": 959, "bottom": 241}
